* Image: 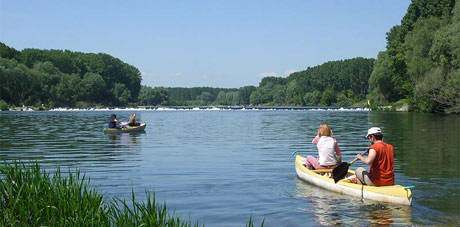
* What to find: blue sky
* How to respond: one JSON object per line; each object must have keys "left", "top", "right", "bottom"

{"left": 0, "top": 0, "right": 411, "bottom": 88}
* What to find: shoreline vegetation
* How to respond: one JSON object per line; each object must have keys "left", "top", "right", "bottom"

{"left": 0, "top": 1, "right": 459, "bottom": 114}
{"left": 0, "top": 161, "right": 264, "bottom": 227}
{"left": 2, "top": 105, "right": 372, "bottom": 112}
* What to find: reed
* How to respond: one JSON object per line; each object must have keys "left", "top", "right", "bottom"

{"left": 0, "top": 161, "right": 199, "bottom": 226}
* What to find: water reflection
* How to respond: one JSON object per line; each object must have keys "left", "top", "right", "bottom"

{"left": 294, "top": 177, "right": 412, "bottom": 226}
{"left": 106, "top": 131, "right": 144, "bottom": 150}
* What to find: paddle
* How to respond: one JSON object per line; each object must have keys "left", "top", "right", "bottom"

{"left": 332, "top": 150, "right": 368, "bottom": 183}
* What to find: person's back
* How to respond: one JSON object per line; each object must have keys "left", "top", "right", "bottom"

{"left": 128, "top": 113, "right": 140, "bottom": 126}
{"left": 108, "top": 114, "right": 117, "bottom": 128}
{"left": 316, "top": 136, "right": 339, "bottom": 166}
{"left": 369, "top": 142, "right": 394, "bottom": 186}
{"left": 306, "top": 124, "right": 341, "bottom": 169}
{"left": 355, "top": 127, "right": 395, "bottom": 186}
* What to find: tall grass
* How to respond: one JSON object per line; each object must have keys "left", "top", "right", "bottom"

{"left": 0, "top": 161, "right": 264, "bottom": 226}
{"left": 0, "top": 161, "right": 200, "bottom": 226}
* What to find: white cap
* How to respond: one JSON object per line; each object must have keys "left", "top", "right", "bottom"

{"left": 366, "top": 127, "right": 381, "bottom": 137}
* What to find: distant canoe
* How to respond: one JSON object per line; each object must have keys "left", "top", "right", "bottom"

{"left": 295, "top": 155, "right": 412, "bottom": 205}
{"left": 104, "top": 123, "right": 146, "bottom": 133}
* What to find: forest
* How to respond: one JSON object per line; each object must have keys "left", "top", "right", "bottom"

{"left": 0, "top": 44, "right": 141, "bottom": 108}
{"left": 1, "top": 0, "right": 459, "bottom": 113}
{"left": 0, "top": 43, "right": 372, "bottom": 109}
{"left": 368, "top": 0, "right": 459, "bottom": 113}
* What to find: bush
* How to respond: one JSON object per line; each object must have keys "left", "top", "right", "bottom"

{"left": 0, "top": 99, "right": 8, "bottom": 111}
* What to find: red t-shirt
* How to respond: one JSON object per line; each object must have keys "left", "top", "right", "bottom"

{"left": 368, "top": 142, "right": 395, "bottom": 186}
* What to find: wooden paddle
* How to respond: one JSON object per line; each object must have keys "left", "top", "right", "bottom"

{"left": 332, "top": 150, "right": 368, "bottom": 183}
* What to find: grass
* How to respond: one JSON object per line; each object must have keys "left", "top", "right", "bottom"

{"left": 0, "top": 161, "right": 201, "bottom": 226}
{"left": 0, "top": 161, "right": 264, "bottom": 226}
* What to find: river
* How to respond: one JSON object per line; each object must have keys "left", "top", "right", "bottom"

{"left": 0, "top": 110, "right": 459, "bottom": 226}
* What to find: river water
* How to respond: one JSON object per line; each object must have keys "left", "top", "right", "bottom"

{"left": 0, "top": 110, "right": 459, "bottom": 226}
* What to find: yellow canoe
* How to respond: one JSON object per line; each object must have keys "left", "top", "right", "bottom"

{"left": 104, "top": 123, "right": 147, "bottom": 133}
{"left": 295, "top": 155, "right": 412, "bottom": 205}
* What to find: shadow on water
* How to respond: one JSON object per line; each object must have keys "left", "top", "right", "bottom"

{"left": 293, "top": 177, "right": 412, "bottom": 226}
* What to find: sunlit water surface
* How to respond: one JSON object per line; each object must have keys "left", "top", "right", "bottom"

{"left": 0, "top": 110, "right": 459, "bottom": 226}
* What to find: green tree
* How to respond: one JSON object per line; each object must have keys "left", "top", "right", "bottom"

{"left": 237, "top": 86, "right": 256, "bottom": 105}
{"left": 336, "top": 93, "right": 351, "bottom": 106}
{"left": 196, "top": 92, "right": 213, "bottom": 105}
{"left": 50, "top": 74, "right": 80, "bottom": 106}
{"left": 303, "top": 90, "right": 321, "bottom": 106}
{"left": 79, "top": 73, "right": 107, "bottom": 103}
{"left": 320, "top": 88, "right": 336, "bottom": 106}
{"left": 0, "top": 42, "right": 21, "bottom": 60}
{"left": 112, "top": 83, "right": 131, "bottom": 106}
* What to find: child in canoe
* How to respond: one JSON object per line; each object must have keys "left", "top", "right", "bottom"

{"left": 306, "top": 124, "right": 342, "bottom": 170}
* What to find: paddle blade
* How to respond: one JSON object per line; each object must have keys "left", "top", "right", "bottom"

{"left": 332, "top": 162, "right": 350, "bottom": 183}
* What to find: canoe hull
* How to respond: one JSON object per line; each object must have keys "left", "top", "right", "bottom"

{"left": 295, "top": 155, "right": 412, "bottom": 205}
{"left": 104, "top": 123, "right": 146, "bottom": 133}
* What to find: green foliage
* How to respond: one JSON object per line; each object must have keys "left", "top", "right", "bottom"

{"left": 0, "top": 99, "right": 8, "bottom": 110}
{"left": 0, "top": 42, "right": 21, "bottom": 60}
{"left": 0, "top": 162, "right": 110, "bottom": 226}
{"left": 216, "top": 91, "right": 239, "bottom": 105}
{"left": 370, "top": 0, "right": 459, "bottom": 113}
{"left": 319, "top": 88, "right": 336, "bottom": 106}
{"left": 249, "top": 57, "right": 375, "bottom": 107}
{"left": 138, "top": 86, "right": 169, "bottom": 106}
{"left": 237, "top": 86, "right": 256, "bottom": 105}
{"left": 166, "top": 87, "right": 239, "bottom": 105}
{"left": 0, "top": 43, "right": 141, "bottom": 107}
{"left": 303, "top": 90, "right": 321, "bottom": 106}
{"left": 196, "top": 91, "right": 214, "bottom": 105}
{"left": 80, "top": 73, "right": 107, "bottom": 103}
{"left": 112, "top": 83, "right": 132, "bottom": 106}
{"left": 336, "top": 93, "right": 351, "bottom": 107}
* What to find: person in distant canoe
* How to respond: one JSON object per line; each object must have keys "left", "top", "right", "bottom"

{"left": 306, "top": 124, "right": 342, "bottom": 170}
{"left": 128, "top": 113, "right": 140, "bottom": 126}
{"left": 108, "top": 114, "right": 119, "bottom": 128}
{"left": 355, "top": 127, "right": 394, "bottom": 186}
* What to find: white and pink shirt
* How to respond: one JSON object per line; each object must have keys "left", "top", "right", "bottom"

{"left": 312, "top": 135, "right": 341, "bottom": 166}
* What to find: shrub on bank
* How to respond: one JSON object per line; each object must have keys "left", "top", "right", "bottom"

{"left": 0, "top": 99, "right": 8, "bottom": 111}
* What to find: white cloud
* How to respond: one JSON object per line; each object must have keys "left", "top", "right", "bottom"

{"left": 259, "top": 72, "right": 277, "bottom": 78}
{"left": 175, "top": 72, "right": 184, "bottom": 77}
{"left": 201, "top": 74, "right": 208, "bottom": 79}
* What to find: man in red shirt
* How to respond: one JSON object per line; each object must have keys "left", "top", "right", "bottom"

{"left": 355, "top": 127, "right": 395, "bottom": 186}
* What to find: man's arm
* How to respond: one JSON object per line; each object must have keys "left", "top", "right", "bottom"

{"left": 356, "top": 149, "right": 376, "bottom": 165}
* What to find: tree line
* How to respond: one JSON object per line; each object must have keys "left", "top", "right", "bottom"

{"left": 0, "top": 43, "right": 141, "bottom": 108}
{"left": 1, "top": 0, "right": 458, "bottom": 113}
{"left": 0, "top": 42, "right": 374, "bottom": 109}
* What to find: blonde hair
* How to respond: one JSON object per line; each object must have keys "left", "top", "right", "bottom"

{"left": 318, "top": 124, "right": 333, "bottom": 137}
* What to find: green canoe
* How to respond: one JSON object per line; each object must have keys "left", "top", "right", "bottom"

{"left": 104, "top": 123, "right": 146, "bottom": 133}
